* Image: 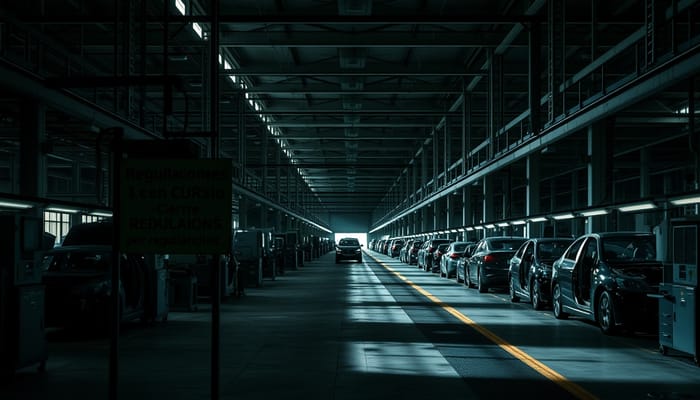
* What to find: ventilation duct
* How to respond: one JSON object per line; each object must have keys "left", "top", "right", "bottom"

{"left": 338, "top": 0, "right": 372, "bottom": 15}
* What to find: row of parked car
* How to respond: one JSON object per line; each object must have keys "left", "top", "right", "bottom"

{"left": 370, "top": 231, "right": 663, "bottom": 336}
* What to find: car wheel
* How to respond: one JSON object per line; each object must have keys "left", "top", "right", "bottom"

{"left": 552, "top": 283, "right": 568, "bottom": 319}
{"left": 477, "top": 270, "right": 488, "bottom": 293}
{"left": 598, "top": 291, "right": 618, "bottom": 335}
{"left": 509, "top": 276, "right": 519, "bottom": 302}
{"left": 531, "top": 280, "right": 544, "bottom": 311}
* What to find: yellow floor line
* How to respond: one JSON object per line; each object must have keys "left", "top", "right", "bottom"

{"left": 375, "top": 258, "right": 599, "bottom": 400}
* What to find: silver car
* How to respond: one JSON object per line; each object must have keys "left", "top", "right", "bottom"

{"left": 440, "top": 241, "right": 473, "bottom": 279}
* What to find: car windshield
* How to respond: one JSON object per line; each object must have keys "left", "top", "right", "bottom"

{"left": 537, "top": 240, "right": 573, "bottom": 262}
{"left": 339, "top": 239, "right": 359, "bottom": 246}
{"left": 602, "top": 236, "right": 656, "bottom": 262}
{"left": 43, "top": 250, "right": 111, "bottom": 272}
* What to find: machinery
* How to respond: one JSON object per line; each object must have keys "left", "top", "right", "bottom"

{"left": 0, "top": 214, "right": 49, "bottom": 378}
{"left": 657, "top": 218, "right": 699, "bottom": 365}
{"left": 233, "top": 230, "right": 265, "bottom": 288}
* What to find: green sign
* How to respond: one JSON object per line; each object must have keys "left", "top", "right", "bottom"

{"left": 119, "top": 159, "right": 232, "bottom": 254}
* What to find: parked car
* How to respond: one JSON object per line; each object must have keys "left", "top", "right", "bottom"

{"left": 465, "top": 236, "right": 528, "bottom": 293}
{"left": 407, "top": 240, "right": 423, "bottom": 265}
{"left": 335, "top": 237, "right": 363, "bottom": 263}
{"left": 550, "top": 232, "right": 663, "bottom": 335}
{"left": 432, "top": 244, "right": 450, "bottom": 273}
{"left": 456, "top": 243, "right": 478, "bottom": 284}
{"left": 41, "top": 221, "right": 148, "bottom": 331}
{"left": 389, "top": 239, "right": 404, "bottom": 258}
{"left": 399, "top": 239, "right": 414, "bottom": 263}
{"left": 418, "top": 238, "right": 452, "bottom": 271}
{"left": 440, "top": 241, "right": 473, "bottom": 278}
{"left": 508, "top": 238, "right": 574, "bottom": 310}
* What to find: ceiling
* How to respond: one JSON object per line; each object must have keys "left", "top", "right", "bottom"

{"left": 0, "top": 0, "right": 698, "bottom": 231}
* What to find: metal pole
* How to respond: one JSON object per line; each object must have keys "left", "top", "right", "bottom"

{"left": 210, "top": 1, "right": 221, "bottom": 399}
{"left": 109, "top": 128, "right": 123, "bottom": 400}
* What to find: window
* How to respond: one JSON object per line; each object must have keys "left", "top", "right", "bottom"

{"left": 564, "top": 238, "right": 586, "bottom": 261}
{"left": 43, "top": 211, "right": 71, "bottom": 246}
{"left": 82, "top": 214, "right": 107, "bottom": 224}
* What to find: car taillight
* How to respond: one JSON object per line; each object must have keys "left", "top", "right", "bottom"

{"left": 484, "top": 254, "right": 495, "bottom": 263}
{"left": 411, "top": 248, "right": 418, "bottom": 254}
{"left": 429, "top": 246, "right": 434, "bottom": 252}
{"left": 450, "top": 253, "right": 460, "bottom": 259}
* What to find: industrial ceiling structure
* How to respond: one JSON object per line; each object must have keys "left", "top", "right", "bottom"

{"left": 1, "top": 0, "right": 699, "bottom": 235}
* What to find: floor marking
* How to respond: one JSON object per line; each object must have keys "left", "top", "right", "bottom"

{"left": 370, "top": 256, "right": 599, "bottom": 400}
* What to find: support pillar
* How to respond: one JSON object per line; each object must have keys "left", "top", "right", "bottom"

{"left": 547, "top": 0, "right": 565, "bottom": 123}
{"left": 587, "top": 120, "right": 613, "bottom": 233}
{"left": 529, "top": 20, "right": 541, "bottom": 134}
{"left": 20, "top": 100, "right": 47, "bottom": 198}
{"left": 526, "top": 153, "right": 541, "bottom": 238}
{"left": 483, "top": 175, "right": 494, "bottom": 235}
{"left": 636, "top": 148, "right": 651, "bottom": 231}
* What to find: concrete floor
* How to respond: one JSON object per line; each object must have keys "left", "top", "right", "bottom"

{"left": 2, "top": 251, "right": 700, "bottom": 399}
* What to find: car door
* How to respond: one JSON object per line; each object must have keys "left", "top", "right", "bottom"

{"left": 555, "top": 237, "right": 586, "bottom": 309}
{"left": 468, "top": 240, "right": 486, "bottom": 283}
{"left": 572, "top": 237, "right": 598, "bottom": 310}
{"left": 520, "top": 241, "right": 535, "bottom": 292}
{"left": 510, "top": 241, "right": 527, "bottom": 291}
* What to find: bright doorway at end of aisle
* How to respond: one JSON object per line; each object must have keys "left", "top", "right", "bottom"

{"left": 334, "top": 233, "right": 367, "bottom": 248}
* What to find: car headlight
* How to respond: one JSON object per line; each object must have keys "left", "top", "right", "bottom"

{"left": 355, "top": 249, "right": 361, "bottom": 253}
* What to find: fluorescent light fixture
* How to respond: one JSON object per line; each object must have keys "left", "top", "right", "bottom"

{"left": 529, "top": 216, "right": 548, "bottom": 222}
{"left": 458, "top": 228, "right": 466, "bottom": 232}
{"left": 224, "top": 60, "right": 231, "bottom": 70}
{"left": 450, "top": 229, "right": 458, "bottom": 233}
{"left": 90, "top": 211, "right": 113, "bottom": 218}
{"left": 191, "top": 22, "right": 203, "bottom": 39}
{"left": 618, "top": 201, "right": 657, "bottom": 212}
{"left": 497, "top": 222, "right": 510, "bottom": 227}
{"left": 670, "top": 195, "right": 700, "bottom": 206}
{"left": 46, "top": 206, "right": 80, "bottom": 214}
{"left": 228, "top": 75, "right": 237, "bottom": 84}
{"left": 511, "top": 220, "right": 527, "bottom": 225}
{"left": 466, "top": 227, "right": 474, "bottom": 231}
{"left": 580, "top": 209, "right": 610, "bottom": 217}
{"left": 552, "top": 212, "right": 575, "bottom": 220}
{"left": 218, "top": 54, "right": 222, "bottom": 65}
{"left": 0, "top": 201, "right": 33, "bottom": 209}
{"left": 174, "top": 0, "right": 186, "bottom": 15}
{"left": 485, "top": 223, "right": 495, "bottom": 229}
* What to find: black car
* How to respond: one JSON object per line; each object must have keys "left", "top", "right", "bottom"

{"left": 508, "top": 238, "right": 574, "bottom": 310}
{"left": 418, "top": 238, "right": 452, "bottom": 271}
{"left": 42, "top": 245, "right": 147, "bottom": 330}
{"left": 550, "top": 232, "right": 663, "bottom": 335}
{"left": 407, "top": 240, "right": 423, "bottom": 265}
{"left": 41, "top": 221, "right": 148, "bottom": 330}
{"left": 335, "top": 237, "right": 363, "bottom": 263}
{"left": 465, "top": 236, "right": 528, "bottom": 293}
